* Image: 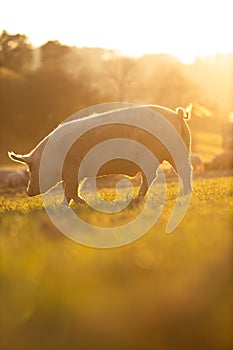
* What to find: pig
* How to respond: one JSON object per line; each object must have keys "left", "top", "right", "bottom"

{"left": 204, "top": 151, "right": 233, "bottom": 171}
{"left": 80, "top": 172, "right": 142, "bottom": 194}
{"left": 191, "top": 153, "right": 204, "bottom": 173}
{"left": 8, "top": 104, "right": 192, "bottom": 205}
{"left": 0, "top": 167, "right": 29, "bottom": 189}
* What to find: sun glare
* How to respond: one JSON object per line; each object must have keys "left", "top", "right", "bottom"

{"left": 0, "top": 0, "right": 232, "bottom": 64}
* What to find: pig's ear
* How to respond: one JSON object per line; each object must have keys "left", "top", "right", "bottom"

{"left": 8, "top": 151, "right": 32, "bottom": 165}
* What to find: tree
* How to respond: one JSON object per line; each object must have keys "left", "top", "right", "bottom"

{"left": 0, "top": 30, "right": 33, "bottom": 72}
{"left": 102, "top": 56, "right": 138, "bottom": 101}
{"left": 39, "top": 40, "right": 73, "bottom": 71}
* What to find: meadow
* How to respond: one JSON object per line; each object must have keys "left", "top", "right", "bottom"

{"left": 1, "top": 28, "right": 232, "bottom": 350}
{"left": 0, "top": 176, "right": 232, "bottom": 350}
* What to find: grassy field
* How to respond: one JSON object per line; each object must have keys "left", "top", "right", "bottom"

{"left": 0, "top": 176, "right": 232, "bottom": 350}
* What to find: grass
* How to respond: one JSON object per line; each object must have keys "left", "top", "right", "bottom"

{"left": 0, "top": 177, "right": 232, "bottom": 350}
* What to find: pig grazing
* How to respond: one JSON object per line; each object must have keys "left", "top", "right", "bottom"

{"left": 8, "top": 104, "right": 192, "bottom": 205}
{"left": 205, "top": 151, "right": 233, "bottom": 171}
{"left": 191, "top": 153, "right": 204, "bottom": 173}
{"left": 80, "top": 172, "right": 142, "bottom": 194}
{"left": 0, "top": 167, "right": 29, "bottom": 189}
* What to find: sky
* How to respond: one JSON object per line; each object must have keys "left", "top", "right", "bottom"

{"left": 0, "top": 0, "right": 232, "bottom": 63}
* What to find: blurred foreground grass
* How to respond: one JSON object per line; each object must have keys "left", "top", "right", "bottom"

{"left": 0, "top": 177, "right": 232, "bottom": 350}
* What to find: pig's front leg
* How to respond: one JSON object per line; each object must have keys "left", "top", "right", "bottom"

{"left": 62, "top": 177, "right": 86, "bottom": 206}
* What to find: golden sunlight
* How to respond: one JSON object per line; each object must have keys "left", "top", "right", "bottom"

{"left": 0, "top": 0, "right": 232, "bottom": 63}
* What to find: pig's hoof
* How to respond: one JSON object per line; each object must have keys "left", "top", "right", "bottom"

{"left": 74, "top": 197, "right": 87, "bottom": 206}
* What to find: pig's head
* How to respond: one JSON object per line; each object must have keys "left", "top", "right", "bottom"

{"left": 8, "top": 151, "right": 41, "bottom": 196}
{"left": 8, "top": 149, "right": 58, "bottom": 196}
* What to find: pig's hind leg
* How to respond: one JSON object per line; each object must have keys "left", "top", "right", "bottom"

{"left": 62, "top": 179, "right": 86, "bottom": 206}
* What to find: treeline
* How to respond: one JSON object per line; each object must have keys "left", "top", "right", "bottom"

{"left": 0, "top": 30, "right": 232, "bottom": 164}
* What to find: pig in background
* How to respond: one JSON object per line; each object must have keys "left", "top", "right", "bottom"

{"left": 0, "top": 167, "right": 29, "bottom": 191}
{"left": 190, "top": 153, "right": 204, "bottom": 173}
{"left": 80, "top": 172, "right": 142, "bottom": 196}
{"left": 204, "top": 151, "right": 233, "bottom": 171}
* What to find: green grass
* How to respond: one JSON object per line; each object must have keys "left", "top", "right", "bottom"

{"left": 0, "top": 177, "right": 232, "bottom": 350}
